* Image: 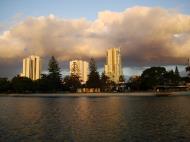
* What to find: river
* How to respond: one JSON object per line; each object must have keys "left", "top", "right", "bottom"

{"left": 0, "top": 94, "right": 190, "bottom": 142}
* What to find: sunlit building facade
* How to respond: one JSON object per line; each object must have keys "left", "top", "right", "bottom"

{"left": 70, "top": 60, "right": 89, "bottom": 84}
{"left": 20, "top": 55, "right": 41, "bottom": 80}
{"left": 104, "top": 48, "right": 123, "bottom": 83}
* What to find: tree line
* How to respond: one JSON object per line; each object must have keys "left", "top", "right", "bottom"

{"left": 0, "top": 56, "right": 190, "bottom": 93}
{"left": 127, "top": 66, "right": 190, "bottom": 91}
{"left": 0, "top": 56, "right": 124, "bottom": 93}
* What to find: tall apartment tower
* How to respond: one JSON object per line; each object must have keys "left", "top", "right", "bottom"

{"left": 104, "top": 48, "right": 123, "bottom": 83}
{"left": 20, "top": 55, "right": 41, "bottom": 80}
{"left": 70, "top": 60, "right": 89, "bottom": 84}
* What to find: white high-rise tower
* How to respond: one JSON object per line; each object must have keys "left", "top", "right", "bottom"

{"left": 70, "top": 60, "right": 89, "bottom": 84}
{"left": 104, "top": 48, "right": 123, "bottom": 83}
{"left": 20, "top": 55, "right": 41, "bottom": 80}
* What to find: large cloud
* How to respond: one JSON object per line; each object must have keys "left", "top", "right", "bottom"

{"left": 0, "top": 6, "right": 190, "bottom": 77}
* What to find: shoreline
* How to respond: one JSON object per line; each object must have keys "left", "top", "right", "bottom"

{"left": 1, "top": 91, "right": 190, "bottom": 97}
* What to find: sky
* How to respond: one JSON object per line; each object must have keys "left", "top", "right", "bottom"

{"left": 0, "top": 0, "right": 190, "bottom": 78}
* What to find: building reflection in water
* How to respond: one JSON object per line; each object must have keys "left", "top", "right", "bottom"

{"left": 1, "top": 96, "right": 190, "bottom": 141}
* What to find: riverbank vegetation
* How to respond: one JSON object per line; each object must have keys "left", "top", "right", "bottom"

{"left": 0, "top": 56, "right": 190, "bottom": 93}
{"left": 127, "top": 66, "right": 190, "bottom": 91}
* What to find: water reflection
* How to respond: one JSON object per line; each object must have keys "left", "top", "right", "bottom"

{"left": 0, "top": 95, "right": 190, "bottom": 141}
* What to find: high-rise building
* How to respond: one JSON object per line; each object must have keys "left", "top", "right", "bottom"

{"left": 20, "top": 55, "right": 41, "bottom": 80}
{"left": 70, "top": 60, "right": 89, "bottom": 84}
{"left": 104, "top": 48, "right": 123, "bottom": 83}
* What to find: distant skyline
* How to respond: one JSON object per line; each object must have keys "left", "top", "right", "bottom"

{"left": 0, "top": 0, "right": 190, "bottom": 78}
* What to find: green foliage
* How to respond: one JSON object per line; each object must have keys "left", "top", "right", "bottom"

{"left": 47, "top": 56, "right": 62, "bottom": 91}
{"left": 181, "top": 76, "right": 190, "bottom": 83}
{"left": 100, "top": 72, "right": 109, "bottom": 88}
{"left": 86, "top": 58, "right": 101, "bottom": 88}
{"left": 63, "top": 75, "right": 81, "bottom": 92}
{"left": 0, "top": 56, "right": 64, "bottom": 93}
{"left": 163, "top": 70, "right": 180, "bottom": 86}
{"left": 175, "top": 66, "right": 180, "bottom": 77}
{"left": 11, "top": 76, "right": 34, "bottom": 93}
{"left": 48, "top": 56, "right": 61, "bottom": 79}
{"left": 89, "top": 58, "right": 97, "bottom": 73}
{"left": 132, "top": 67, "right": 181, "bottom": 90}
{"left": 101, "top": 72, "right": 109, "bottom": 91}
{"left": 119, "top": 75, "right": 125, "bottom": 83}
{"left": 1, "top": 56, "right": 188, "bottom": 93}
{"left": 186, "top": 66, "right": 190, "bottom": 78}
{"left": 13, "top": 56, "right": 64, "bottom": 93}
{"left": 34, "top": 74, "right": 50, "bottom": 92}
{"left": 0, "top": 78, "right": 11, "bottom": 93}
{"left": 141, "top": 67, "right": 166, "bottom": 90}
{"left": 127, "top": 76, "right": 141, "bottom": 91}
{"left": 100, "top": 72, "right": 117, "bottom": 92}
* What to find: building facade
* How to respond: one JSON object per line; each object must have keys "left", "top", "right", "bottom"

{"left": 104, "top": 48, "right": 123, "bottom": 83}
{"left": 20, "top": 55, "right": 41, "bottom": 80}
{"left": 70, "top": 60, "right": 89, "bottom": 84}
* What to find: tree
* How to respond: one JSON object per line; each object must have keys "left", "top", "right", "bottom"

{"left": 186, "top": 66, "right": 190, "bottom": 78}
{"left": 47, "top": 56, "right": 62, "bottom": 91}
{"left": 11, "top": 76, "right": 34, "bottom": 93}
{"left": 86, "top": 58, "right": 101, "bottom": 88}
{"left": 186, "top": 68, "right": 190, "bottom": 78}
{"left": 100, "top": 72, "right": 109, "bottom": 92}
{"left": 34, "top": 74, "right": 49, "bottom": 92}
{"left": 174, "top": 66, "right": 180, "bottom": 85}
{"left": 0, "top": 78, "right": 11, "bottom": 93}
{"left": 63, "top": 75, "right": 81, "bottom": 92}
{"left": 163, "top": 70, "right": 179, "bottom": 86}
{"left": 140, "top": 67, "right": 166, "bottom": 90}
{"left": 175, "top": 66, "right": 180, "bottom": 77}
{"left": 127, "top": 76, "right": 141, "bottom": 91}
{"left": 119, "top": 75, "right": 125, "bottom": 83}
{"left": 48, "top": 56, "right": 61, "bottom": 78}
{"left": 186, "top": 58, "right": 190, "bottom": 78}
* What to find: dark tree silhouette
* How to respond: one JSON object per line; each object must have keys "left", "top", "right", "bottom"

{"left": 186, "top": 58, "right": 190, "bottom": 78}
{"left": 34, "top": 74, "right": 49, "bottom": 92}
{"left": 175, "top": 66, "right": 180, "bottom": 77}
{"left": 100, "top": 72, "right": 116, "bottom": 92}
{"left": 86, "top": 58, "right": 101, "bottom": 88}
{"left": 47, "top": 56, "right": 62, "bottom": 91}
{"left": 100, "top": 72, "right": 109, "bottom": 92}
{"left": 11, "top": 76, "right": 34, "bottom": 93}
{"left": 48, "top": 56, "right": 61, "bottom": 78}
{"left": 119, "top": 75, "right": 125, "bottom": 83}
{"left": 63, "top": 75, "right": 81, "bottom": 92}
{"left": 127, "top": 76, "right": 141, "bottom": 91}
{"left": 0, "top": 78, "right": 11, "bottom": 93}
{"left": 163, "top": 70, "right": 180, "bottom": 86}
{"left": 186, "top": 67, "right": 190, "bottom": 78}
{"left": 141, "top": 67, "right": 166, "bottom": 90}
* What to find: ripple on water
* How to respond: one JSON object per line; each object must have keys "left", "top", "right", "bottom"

{"left": 0, "top": 95, "right": 190, "bottom": 141}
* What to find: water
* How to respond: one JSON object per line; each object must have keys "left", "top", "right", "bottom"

{"left": 0, "top": 94, "right": 190, "bottom": 142}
